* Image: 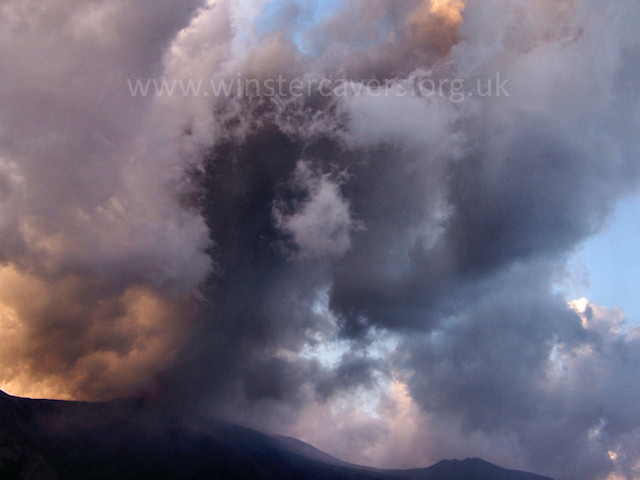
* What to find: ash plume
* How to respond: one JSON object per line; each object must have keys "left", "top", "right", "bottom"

{"left": 1, "top": 1, "right": 640, "bottom": 479}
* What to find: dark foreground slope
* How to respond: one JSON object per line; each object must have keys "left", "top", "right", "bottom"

{"left": 0, "top": 390, "right": 552, "bottom": 480}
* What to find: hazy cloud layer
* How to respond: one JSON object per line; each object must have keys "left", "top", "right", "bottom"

{"left": 2, "top": 1, "right": 640, "bottom": 479}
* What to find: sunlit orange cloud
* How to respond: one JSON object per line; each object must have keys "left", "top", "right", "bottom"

{"left": 0, "top": 265, "right": 197, "bottom": 401}
{"left": 406, "top": 0, "right": 466, "bottom": 56}
{"left": 428, "top": 0, "right": 466, "bottom": 24}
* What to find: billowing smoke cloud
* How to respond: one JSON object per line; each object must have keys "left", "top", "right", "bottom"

{"left": 0, "top": 0, "right": 211, "bottom": 399}
{"left": 2, "top": 1, "right": 640, "bottom": 479}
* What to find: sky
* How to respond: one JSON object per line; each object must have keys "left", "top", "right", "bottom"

{"left": 575, "top": 192, "right": 640, "bottom": 325}
{"left": 1, "top": 1, "right": 640, "bottom": 480}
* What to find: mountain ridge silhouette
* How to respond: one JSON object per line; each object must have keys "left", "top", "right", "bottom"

{"left": 0, "top": 390, "right": 553, "bottom": 480}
